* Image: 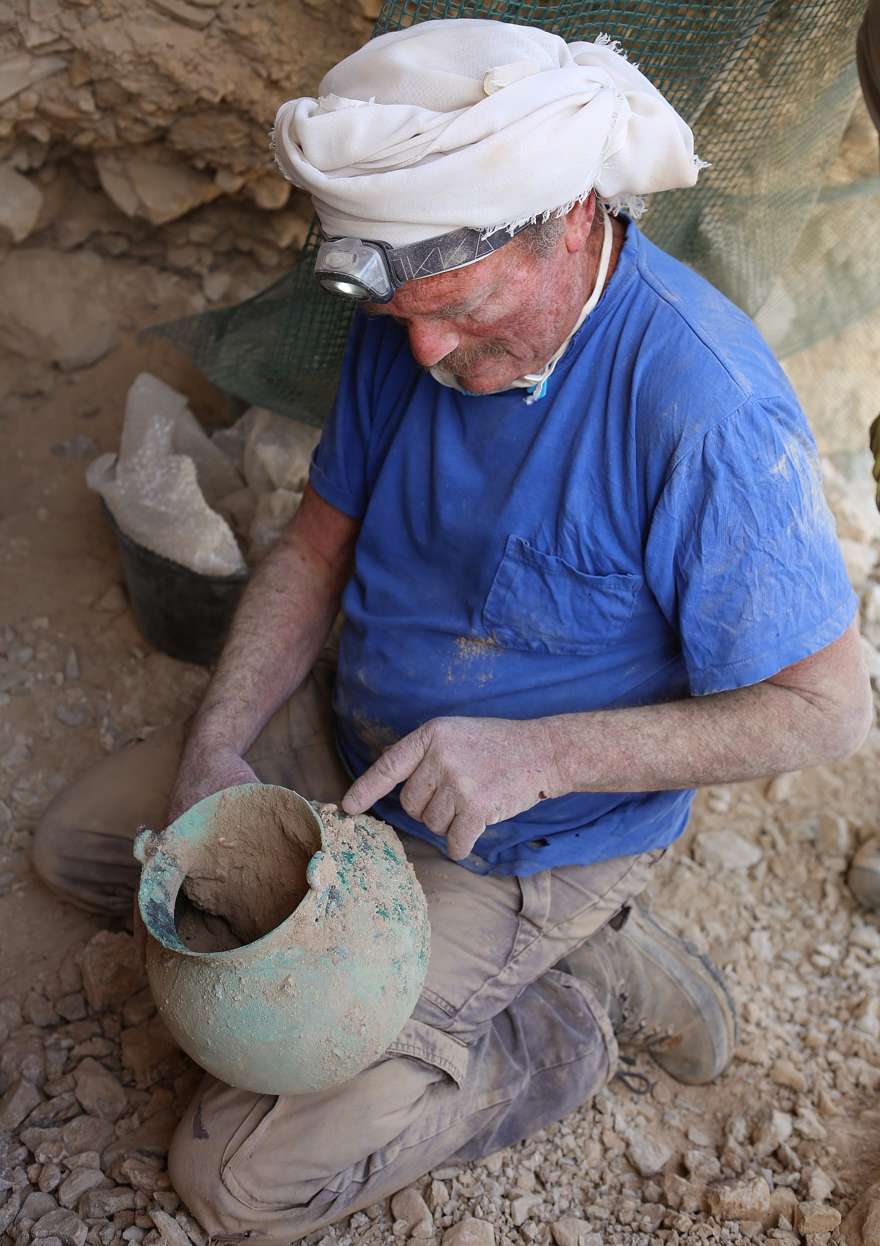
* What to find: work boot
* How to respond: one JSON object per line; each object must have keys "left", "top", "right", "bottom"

{"left": 848, "top": 838, "right": 880, "bottom": 912}
{"left": 566, "top": 903, "right": 737, "bottom": 1085}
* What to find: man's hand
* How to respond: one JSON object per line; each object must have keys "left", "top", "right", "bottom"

{"left": 342, "top": 716, "right": 561, "bottom": 860}
{"left": 165, "top": 743, "right": 259, "bottom": 827}
{"left": 133, "top": 744, "right": 259, "bottom": 962}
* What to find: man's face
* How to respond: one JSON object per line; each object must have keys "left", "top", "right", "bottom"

{"left": 363, "top": 208, "right": 593, "bottom": 394}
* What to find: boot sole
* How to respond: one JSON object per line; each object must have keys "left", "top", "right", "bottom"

{"left": 623, "top": 905, "right": 738, "bottom": 1085}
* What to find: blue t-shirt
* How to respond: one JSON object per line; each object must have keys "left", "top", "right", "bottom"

{"left": 309, "top": 221, "right": 856, "bottom": 876}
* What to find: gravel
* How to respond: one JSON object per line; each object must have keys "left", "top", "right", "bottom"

{"left": 1, "top": 429, "right": 880, "bottom": 1246}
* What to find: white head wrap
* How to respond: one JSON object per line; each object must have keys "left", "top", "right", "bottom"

{"left": 272, "top": 18, "right": 703, "bottom": 247}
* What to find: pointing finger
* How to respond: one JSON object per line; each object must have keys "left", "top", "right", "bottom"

{"left": 342, "top": 727, "right": 431, "bottom": 815}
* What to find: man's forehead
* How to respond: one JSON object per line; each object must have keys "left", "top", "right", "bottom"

{"left": 376, "top": 244, "right": 515, "bottom": 317}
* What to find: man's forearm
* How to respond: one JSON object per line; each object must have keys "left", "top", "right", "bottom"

{"left": 546, "top": 664, "right": 871, "bottom": 796}
{"left": 186, "top": 493, "right": 356, "bottom": 758}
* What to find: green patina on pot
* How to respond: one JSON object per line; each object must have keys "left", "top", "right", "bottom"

{"left": 134, "top": 784, "right": 430, "bottom": 1095}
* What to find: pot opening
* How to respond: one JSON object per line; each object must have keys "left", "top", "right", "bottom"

{"left": 174, "top": 786, "right": 323, "bottom": 951}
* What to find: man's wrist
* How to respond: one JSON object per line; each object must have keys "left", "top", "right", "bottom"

{"left": 533, "top": 715, "right": 576, "bottom": 800}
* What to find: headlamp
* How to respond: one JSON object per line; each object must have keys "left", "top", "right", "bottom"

{"left": 314, "top": 222, "right": 531, "bottom": 303}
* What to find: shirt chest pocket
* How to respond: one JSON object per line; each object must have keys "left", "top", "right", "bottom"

{"left": 482, "top": 535, "right": 643, "bottom": 657}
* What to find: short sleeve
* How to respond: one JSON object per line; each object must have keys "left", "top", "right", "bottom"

{"left": 308, "top": 314, "right": 374, "bottom": 519}
{"left": 645, "top": 396, "right": 857, "bottom": 695}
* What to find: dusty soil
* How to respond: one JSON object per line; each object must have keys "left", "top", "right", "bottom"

{"left": 1, "top": 331, "right": 880, "bottom": 1246}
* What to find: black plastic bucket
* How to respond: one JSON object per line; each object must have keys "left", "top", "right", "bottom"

{"left": 102, "top": 504, "right": 249, "bottom": 666}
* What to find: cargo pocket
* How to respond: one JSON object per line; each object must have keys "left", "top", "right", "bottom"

{"left": 482, "top": 535, "right": 642, "bottom": 656}
{"left": 386, "top": 1015, "right": 469, "bottom": 1087}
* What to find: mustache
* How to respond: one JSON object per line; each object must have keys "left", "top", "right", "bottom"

{"left": 441, "top": 341, "right": 510, "bottom": 372}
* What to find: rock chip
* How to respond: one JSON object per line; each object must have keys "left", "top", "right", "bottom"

{"left": 0, "top": 250, "right": 119, "bottom": 370}
{"left": 694, "top": 829, "right": 762, "bottom": 870}
{"left": 795, "top": 1201, "right": 841, "bottom": 1233}
{"left": 23, "top": 993, "right": 59, "bottom": 1028}
{"left": 31, "top": 1207, "right": 88, "bottom": 1246}
{"left": 0, "top": 163, "right": 42, "bottom": 241}
{"left": 77, "top": 1185, "right": 136, "bottom": 1217}
{"left": 73, "top": 1059, "right": 126, "bottom": 1122}
{"left": 442, "top": 1218, "right": 496, "bottom": 1245}
{"left": 21, "top": 1189, "right": 60, "bottom": 1219}
{"left": 0, "top": 1077, "right": 43, "bottom": 1128}
{"left": 147, "top": 1208, "right": 191, "bottom": 1246}
{"left": 57, "top": 1168, "right": 108, "bottom": 1208}
{"left": 771, "top": 1059, "right": 807, "bottom": 1091}
{"left": 626, "top": 1129, "right": 673, "bottom": 1177}
{"left": 706, "top": 1175, "right": 771, "bottom": 1224}
{"left": 120, "top": 1016, "right": 177, "bottom": 1075}
{"left": 61, "top": 1114, "right": 114, "bottom": 1155}
{"left": 664, "top": 1172, "right": 705, "bottom": 1213}
{"left": 81, "top": 932, "right": 146, "bottom": 1012}
{"left": 551, "top": 1218, "right": 602, "bottom": 1246}
{"left": 684, "top": 1148, "right": 721, "bottom": 1182}
{"left": 95, "top": 145, "right": 219, "bottom": 226}
{"left": 807, "top": 1167, "right": 835, "bottom": 1203}
{"left": 390, "top": 1187, "right": 433, "bottom": 1236}
{"left": 752, "top": 1108, "right": 794, "bottom": 1158}
{"left": 511, "top": 1192, "right": 543, "bottom": 1225}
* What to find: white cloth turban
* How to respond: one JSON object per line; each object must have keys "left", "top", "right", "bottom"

{"left": 272, "top": 19, "right": 703, "bottom": 247}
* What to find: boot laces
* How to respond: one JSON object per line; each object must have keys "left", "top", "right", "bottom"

{"left": 617, "top": 989, "right": 678, "bottom": 1051}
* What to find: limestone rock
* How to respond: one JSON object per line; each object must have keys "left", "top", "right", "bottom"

{"left": 31, "top": 1207, "right": 88, "bottom": 1246}
{"left": 816, "top": 812, "right": 852, "bottom": 856}
{"left": 442, "top": 1219, "right": 496, "bottom": 1245}
{"left": 769, "top": 1186, "right": 798, "bottom": 1226}
{"left": 664, "top": 1172, "right": 705, "bottom": 1213}
{"left": 20, "top": 1190, "right": 59, "bottom": 1220}
{"left": 683, "top": 1149, "right": 721, "bottom": 1183}
{"left": 0, "top": 1077, "right": 42, "bottom": 1128}
{"left": 771, "top": 1059, "right": 807, "bottom": 1092}
{"left": 77, "top": 1185, "right": 136, "bottom": 1217}
{"left": 795, "top": 1201, "right": 841, "bottom": 1233}
{"left": 61, "top": 1114, "right": 115, "bottom": 1155}
{"left": 0, "top": 50, "right": 65, "bottom": 105}
{"left": 694, "top": 829, "right": 762, "bottom": 870}
{"left": 73, "top": 1059, "right": 126, "bottom": 1122}
{"left": 391, "top": 1188, "right": 433, "bottom": 1236}
{"left": 81, "top": 931, "right": 146, "bottom": 1012}
{"left": 0, "top": 249, "right": 118, "bottom": 370}
{"left": 807, "top": 1167, "right": 835, "bottom": 1203}
{"left": 148, "top": 1208, "right": 191, "bottom": 1246}
{"left": 752, "top": 1108, "right": 793, "bottom": 1158}
{"left": 861, "top": 1197, "right": 880, "bottom": 1246}
{"left": 511, "top": 1192, "right": 542, "bottom": 1225}
{"left": 23, "top": 992, "right": 59, "bottom": 1028}
{"left": 0, "top": 163, "right": 43, "bottom": 241}
{"left": 706, "top": 1175, "right": 771, "bottom": 1224}
{"left": 120, "top": 1014, "right": 177, "bottom": 1074}
{"left": 96, "top": 146, "right": 220, "bottom": 226}
{"left": 551, "top": 1219, "right": 602, "bottom": 1246}
{"left": 626, "top": 1129, "right": 673, "bottom": 1177}
{"left": 57, "top": 1168, "right": 108, "bottom": 1209}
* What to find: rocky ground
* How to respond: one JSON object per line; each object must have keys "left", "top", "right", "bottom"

{"left": 1, "top": 312, "right": 880, "bottom": 1246}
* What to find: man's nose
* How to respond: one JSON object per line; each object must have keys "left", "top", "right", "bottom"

{"left": 406, "top": 321, "right": 459, "bottom": 368}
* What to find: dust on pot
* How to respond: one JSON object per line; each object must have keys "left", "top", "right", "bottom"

{"left": 134, "top": 784, "right": 430, "bottom": 1094}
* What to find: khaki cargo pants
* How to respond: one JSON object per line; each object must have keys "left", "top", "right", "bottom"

{"left": 32, "top": 658, "right": 659, "bottom": 1243}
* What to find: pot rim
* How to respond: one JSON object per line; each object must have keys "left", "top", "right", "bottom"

{"left": 135, "top": 783, "right": 328, "bottom": 959}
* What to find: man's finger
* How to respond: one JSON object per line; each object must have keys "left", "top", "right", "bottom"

{"left": 419, "top": 787, "right": 456, "bottom": 836}
{"left": 446, "top": 813, "right": 486, "bottom": 861}
{"left": 342, "top": 728, "right": 430, "bottom": 814}
{"left": 399, "top": 771, "right": 437, "bottom": 821}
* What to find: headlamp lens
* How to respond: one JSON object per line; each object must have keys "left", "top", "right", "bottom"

{"left": 315, "top": 238, "right": 394, "bottom": 302}
{"left": 319, "top": 277, "right": 372, "bottom": 299}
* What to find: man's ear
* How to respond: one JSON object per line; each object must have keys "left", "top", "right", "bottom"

{"left": 563, "top": 192, "right": 597, "bottom": 254}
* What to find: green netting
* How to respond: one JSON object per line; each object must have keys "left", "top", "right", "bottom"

{"left": 151, "top": 0, "right": 879, "bottom": 426}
